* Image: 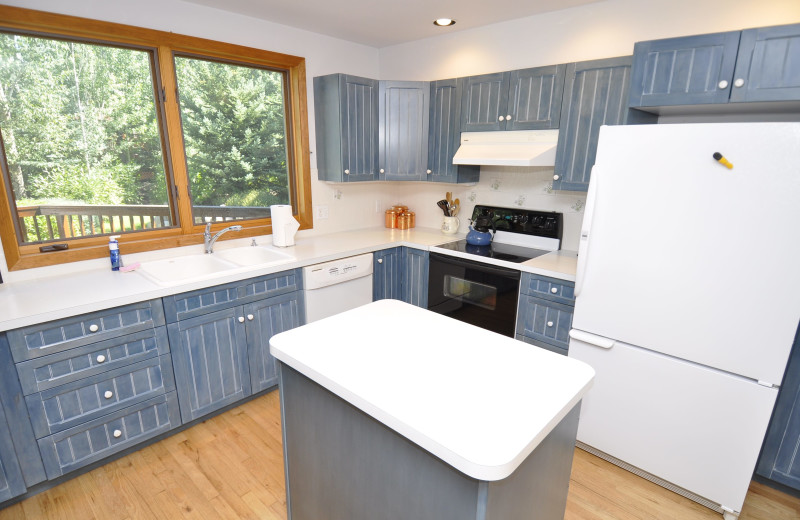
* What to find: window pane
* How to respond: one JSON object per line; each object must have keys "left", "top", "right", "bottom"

{"left": 0, "top": 33, "right": 172, "bottom": 244}
{"left": 174, "top": 56, "right": 291, "bottom": 224}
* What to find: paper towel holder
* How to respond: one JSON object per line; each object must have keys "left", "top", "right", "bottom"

{"left": 270, "top": 204, "right": 300, "bottom": 247}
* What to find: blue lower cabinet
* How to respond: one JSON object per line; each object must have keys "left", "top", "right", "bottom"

{"left": 0, "top": 403, "right": 26, "bottom": 502}
{"left": 516, "top": 273, "right": 576, "bottom": 354}
{"left": 516, "top": 334, "right": 568, "bottom": 356}
{"left": 373, "top": 247, "right": 403, "bottom": 301}
{"left": 38, "top": 392, "right": 180, "bottom": 479}
{"left": 403, "top": 247, "right": 429, "bottom": 308}
{"left": 245, "top": 292, "right": 305, "bottom": 393}
{"left": 168, "top": 307, "right": 252, "bottom": 423}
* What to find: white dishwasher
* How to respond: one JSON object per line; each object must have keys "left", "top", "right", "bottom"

{"left": 303, "top": 253, "right": 374, "bottom": 322}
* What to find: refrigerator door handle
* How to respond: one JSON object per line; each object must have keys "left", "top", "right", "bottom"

{"left": 574, "top": 165, "right": 601, "bottom": 298}
{"left": 569, "top": 328, "right": 615, "bottom": 349}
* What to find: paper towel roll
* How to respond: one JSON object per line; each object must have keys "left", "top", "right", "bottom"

{"left": 271, "top": 204, "right": 300, "bottom": 247}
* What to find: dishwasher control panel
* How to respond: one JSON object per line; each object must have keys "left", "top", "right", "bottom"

{"left": 303, "top": 253, "right": 374, "bottom": 290}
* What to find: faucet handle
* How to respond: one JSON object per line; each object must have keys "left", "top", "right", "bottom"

{"left": 204, "top": 222, "right": 212, "bottom": 234}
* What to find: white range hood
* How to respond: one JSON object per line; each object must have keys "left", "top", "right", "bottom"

{"left": 452, "top": 129, "right": 559, "bottom": 167}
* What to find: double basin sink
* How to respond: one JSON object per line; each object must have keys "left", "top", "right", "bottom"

{"left": 137, "top": 245, "right": 295, "bottom": 286}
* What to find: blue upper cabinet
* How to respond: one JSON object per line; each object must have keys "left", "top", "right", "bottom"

{"left": 731, "top": 24, "right": 800, "bottom": 102}
{"left": 629, "top": 31, "right": 741, "bottom": 107}
{"left": 314, "top": 74, "right": 379, "bottom": 182}
{"left": 554, "top": 57, "right": 637, "bottom": 192}
{"left": 630, "top": 23, "right": 800, "bottom": 108}
{"left": 379, "top": 81, "right": 430, "bottom": 181}
{"left": 460, "top": 66, "right": 565, "bottom": 132}
{"left": 427, "top": 79, "right": 480, "bottom": 184}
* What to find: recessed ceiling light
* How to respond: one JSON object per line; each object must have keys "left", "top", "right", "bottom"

{"left": 433, "top": 18, "right": 456, "bottom": 27}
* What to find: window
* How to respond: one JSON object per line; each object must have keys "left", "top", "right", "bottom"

{"left": 0, "top": 6, "right": 312, "bottom": 271}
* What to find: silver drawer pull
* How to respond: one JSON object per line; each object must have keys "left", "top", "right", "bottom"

{"left": 89, "top": 324, "right": 99, "bottom": 333}
{"left": 96, "top": 354, "right": 106, "bottom": 363}
{"left": 113, "top": 429, "right": 122, "bottom": 438}
{"left": 547, "top": 321, "right": 554, "bottom": 327}
{"left": 550, "top": 287, "right": 558, "bottom": 294}
{"left": 104, "top": 390, "right": 113, "bottom": 399}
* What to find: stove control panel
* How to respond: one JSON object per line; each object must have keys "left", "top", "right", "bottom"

{"left": 470, "top": 205, "right": 563, "bottom": 240}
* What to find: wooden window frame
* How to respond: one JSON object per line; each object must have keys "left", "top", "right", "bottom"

{"left": 0, "top": 6, "right": 312, "bottom": 271}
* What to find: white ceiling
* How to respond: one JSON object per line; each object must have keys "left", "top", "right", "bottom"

{"left": 183, "top": 0, "right": 605, "bottom": 48}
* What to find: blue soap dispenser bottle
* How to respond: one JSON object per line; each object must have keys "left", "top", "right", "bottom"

{"left": 109, "top": 235, "right": 121, "bottom": 271}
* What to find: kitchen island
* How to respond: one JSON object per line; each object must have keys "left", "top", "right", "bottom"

{"left": 270, "top": 299, "right": 594, "bottom": 520}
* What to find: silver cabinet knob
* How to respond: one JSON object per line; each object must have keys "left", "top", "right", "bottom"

{"left": 238, "top": 316, "right": 245, "bottom": 323}
{"left": 113, "top": 429, "right": 122, "bottom": 438}
{"left": 377, "top": 258, "right": 383, "bottom": 264}
{"left": 104, "top": 390, "right": 113, "bottom": 399}
{"left": 426, "top": 169, "right": 432, "bottom": 174}
{"left": 718, "top": 80, "right": 729, "bottom": 89}
{"left": 96, "top": 354, "right": 106, "bottom": 363}
{"left": 553, "top": 174, "right": 560, "bottom": 181}
{"left": 498, "top": 116, "right": 505, "bottom": 121}
{"left": 89, "top": 324, "right": 99, "bottom": 333}
{"left": 733, "top": 78, "right": 745, "bottom": 88}
{"left": 247, "top": 314, "right": 254, "bottom": 321}
{"left": 344, "top": 169, "right": 350, "bottom": 175}
{"left": 506, "top": 114, "right": 512, "bottom": 120}
{"left": 550, "top": 287, "right": 558, "bottom": 294}
{"left": 380, "top": 168, "right": 385, "bottom": 173}
{"left": 547, "top": 321, "right": 554, "bottom": 327}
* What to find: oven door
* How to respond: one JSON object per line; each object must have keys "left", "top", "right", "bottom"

{"left": 427, "top": 252, "right": 520, "bottom": 337}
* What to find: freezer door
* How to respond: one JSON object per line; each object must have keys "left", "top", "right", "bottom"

{"left": 573, "top": 123, "right": 800, "bottom": 384}
{"left": 570, "top": 336, "right": 777, "bottom": 513}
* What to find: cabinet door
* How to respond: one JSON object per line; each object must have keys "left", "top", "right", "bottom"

{"left": 731, "top": 24, "right": 800, "bottom": 103}
{"left": 629, "top": 32, "right": 741, "bottom": 107}
{"left": 245, "top": 292, "right": 304, "bottom": 393}
{"left": 507, "top": 65, "right": 566, "bottom": 130}
{"left": 460, "top": 72, "right": 511, "bottom": 131}
{"left": 756, "top": 327, "right": 800, "bottom": 490}
{"left": 0, "top": 403, "right": 26, "bottom": 502}
{"left": 379, "top": 81, "right": 430, "bottom": 181}
{"left": 554, "top": 57, "right": 633, "bottom": 192}
{"left": 403, "top": 248, "right": 429, "bottom": 308}
{"left": 373, "top": 247, "right": 402, "bottom": 301}
{"left": 427, "top": 80, "right": 480, "bottom": 184}
{"left": 516, "top": 295, "right": 574, "bottom": 352}
{"left": 168, "top": 307, "right": 251, "bottom": 422}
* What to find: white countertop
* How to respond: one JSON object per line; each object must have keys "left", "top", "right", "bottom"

{"left": 270, "top": 299, "right": 595, "bottom": 481}
{"left": 0, "top": 227, "right": 577, "bottom": 331}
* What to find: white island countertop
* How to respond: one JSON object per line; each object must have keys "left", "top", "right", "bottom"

{"left": 270, "top": 299, "right": 595, "bottom": 482}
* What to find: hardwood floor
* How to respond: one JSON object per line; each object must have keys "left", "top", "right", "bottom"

{"left": 2, "top": 390, "right": 799, "bottom": 520}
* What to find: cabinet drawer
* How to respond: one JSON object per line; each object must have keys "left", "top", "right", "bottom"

{"left": 26, "top": 355, "right": 175, "bottom": 438}
{"left": 519, "top": 272, "right": 575, "bottom": 305}
{"left": 163, "top": 268, "right": 302, "bottom": 322}
{"left": 16, "top": 327, "right": 169, "bottom": 396}
{"left": 38, "top": 391, "right": 180, "bottom": 479}
{"left": 7, "top": 299, "right": 165, "bottom": 362}
{"left": 516, "top": 295, "right": 574, "bottom": 351}
{"left": 516, "top": 334, "right": 568, "bottom": 356}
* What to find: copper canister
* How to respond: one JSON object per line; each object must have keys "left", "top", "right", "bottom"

{"left": 385, "top": 210, "right": 397, "bottom": 228}
{"left": 408, "top": 212, "right": 415, "bottom": 228}
{"left": 392, "top": 205, "right": 408, "bottom": 214}
{"left": 397, "top": 213, "right": 410, "bottom": 230}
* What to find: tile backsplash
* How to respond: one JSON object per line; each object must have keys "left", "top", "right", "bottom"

{"left": 307, "top": 166, "right": 586, "bottom": 251}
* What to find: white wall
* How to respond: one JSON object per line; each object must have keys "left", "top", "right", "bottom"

{"left": 2, "top": 0, "right": 800, "bottom": 281}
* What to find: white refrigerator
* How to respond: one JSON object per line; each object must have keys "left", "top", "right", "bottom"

{"left": 568, "top": 122, "right": 800, "bottom": 519}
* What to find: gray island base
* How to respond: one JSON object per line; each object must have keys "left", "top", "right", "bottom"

{"left": 279, "top": 363, "right": 581, "bottom": 520}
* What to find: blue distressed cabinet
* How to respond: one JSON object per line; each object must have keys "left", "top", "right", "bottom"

{"left": 373, "top": 247, "right": 428, "bottom": 307}
{"left": 629, "top": 23, "right": 800, "bottom": 108}
{"left": 756, "top": 326, "right": 800, "bottom": 491}
{"left": 314, "top": 74, "right": 379, "bottom": 182}
{"left": 554, "top": 56, "right": 648, "bottom": 192}
{"left": 516, "top": 273, "right": 576, "bottom": 355}
{"left": 379, "top": 81, "right": 430, "bottom": 181}
{"left": 5, "top": 300, "right": 181, "bottom": 479}
{"left": 459, "top": 65, "right": 566, "bottom": 132}
{"left": 164, "top": 269, "right": 303, "bottom": 422}
{"left": 0, "top": 336, "right": 28, "bottom": 503}
{"left": 427, "top": 79, "right": 480, "bottom": 184}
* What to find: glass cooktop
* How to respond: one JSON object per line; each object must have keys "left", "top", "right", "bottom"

{"left": 435, "top": 240, "right": 551, "bottom": 263}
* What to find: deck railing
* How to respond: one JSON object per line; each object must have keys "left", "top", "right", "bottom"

{"left": 17, "top": 204, "right": 269, "bottom": 243}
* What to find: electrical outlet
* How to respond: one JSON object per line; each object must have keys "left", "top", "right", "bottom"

{"left": 375, "top": 199, "right": 382, "bottom": 213}
{"left": 315, "top": 205, "right": 329, "bottom": 220}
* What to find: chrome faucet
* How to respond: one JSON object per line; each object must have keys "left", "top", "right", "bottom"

{"left": 204, "top": 222, "right": 243, "bottom": 254}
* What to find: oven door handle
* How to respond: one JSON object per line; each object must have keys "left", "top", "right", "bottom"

{"left": 430, "top": 252, "right": 520, "bottom": 279}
